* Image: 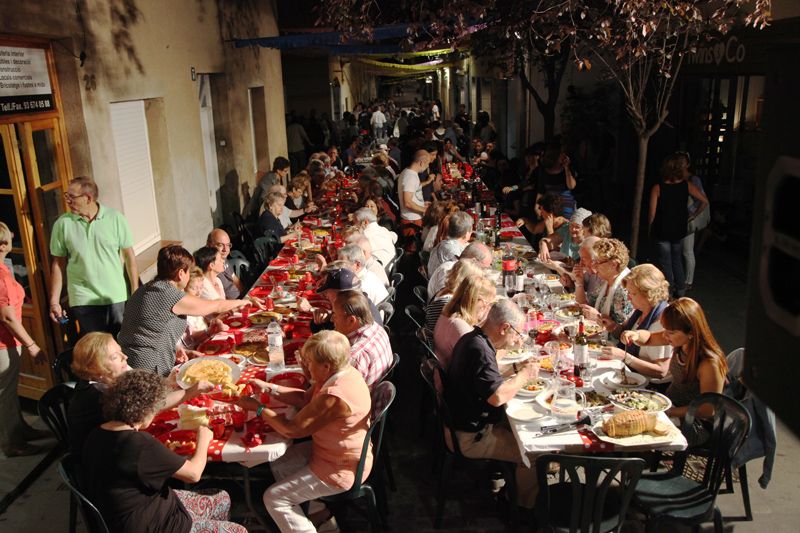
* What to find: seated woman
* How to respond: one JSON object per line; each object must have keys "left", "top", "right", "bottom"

{"left": 424, "top": 258, "right": 484, "bottom": 333}
{"left": 118, "top": 245, "right": 253, "bottom": 375}
{"left": 421, "top": 201, "right": 458, "bottom": 254}
{"left": 514, "top": 193, "right": 568, "bottom": 241}
{"left": 68, "top": 331, "right": 211, "bottom": 458}
{"left": 582, "top": 212, "right": 612, "bottom": 239}
{"left": 538, "top": 206, "right": 592, "bottom": 263}
{"left": 193, "top": 247, "right": 226, "bottom": 301}
{"left": 258, "top": 191, "right": 292, "bottom": 245}
{"left": 579, "top": 238, "right": 633, "bottom": 330}
{"left": 433, "top": 276, "right": 496, "bottom": 369}
{"left": 239, "top": 331, "right": 372, "bottom": 532}
{"left": 621, "top": 297, "right": 727, "bottom": 446}
{"left": 180, "top": 268, "right": 226, "bottom": 351}
{"left": 82, "top": 370, "right": 245, "bottom": 533}
{"left": 287, "top": 175, "right": 312, "bottom": 214}
{"left": 601, "top": 264, "right": 672, "bottom": 383}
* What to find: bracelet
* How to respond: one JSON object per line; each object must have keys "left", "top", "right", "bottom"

{"left": 256, "top": 404, "right": 265, "bottom": 417}
{"left": 25, "top": 341, "right": 36, "bottom": 348}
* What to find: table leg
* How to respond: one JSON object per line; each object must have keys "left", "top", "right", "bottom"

{"left": 242, "top": 465, "right": 271, "bottom": 531}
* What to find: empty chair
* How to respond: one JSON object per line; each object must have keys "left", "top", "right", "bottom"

{"left": 390, "top": 272, "right": 404, "bottom": 288}
{"left": 412, "top": 285, "right": 428, "bottom": 308}
{"left": 39, "top": 383, "right": 77, "bottom": 533}
{"left": 377, "top": 301, "right": 394, "bottom": 325}
{"left": 58, "top": 454, "right": 110, "bottom": 533}
{"left": 384, "top": 247, "right": 403, "bottom": 278}
{"left": 535, "top": 454, "right": 646, "bottom": 533}
{"left": 404, "top": 304, "right": 426, "bottom": 331}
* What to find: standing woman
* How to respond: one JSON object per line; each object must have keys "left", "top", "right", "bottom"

{"left": 119, "top": 245, "right": 252, "bottom": 376}
{"left": 621, "top": 297, "right": 727, "bottom": 446}
{"left": 1, "top": 222, "right": 49, "bottom": 456}
{"left": 675, "top": 152, "right": 710, "bottom": 291}
{"left": 535, "top": 142, "right": 577, "bottom": 219}
{"left": 649, "top": 154, "right": 708, "bottom": 298}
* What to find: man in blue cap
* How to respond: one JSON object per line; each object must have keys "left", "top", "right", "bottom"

{"left": 298, "top": 263, "right": 383, "bottom": 331}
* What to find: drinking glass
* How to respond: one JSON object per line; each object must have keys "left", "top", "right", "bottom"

{"left": 550, "top": 378, "right": 586, "bottom": 421}
{"left": 504, "top": 275, "right": 517, "bottom": 298}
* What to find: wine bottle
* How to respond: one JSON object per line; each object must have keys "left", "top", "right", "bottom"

{"left": 515, "top": 258, "right": 525, "bottom": 293}
{"left": 574, "top": 317, "right": 589, "bottom": 378}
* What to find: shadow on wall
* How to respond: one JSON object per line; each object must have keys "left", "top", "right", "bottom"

{"left": 220, "top": 169, "right": 240, "bottom": 228}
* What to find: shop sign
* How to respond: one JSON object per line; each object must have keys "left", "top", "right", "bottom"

{"left": 0, "top": 46, "right": 54, "bottom": 116}
{"left": 687, "top": 36, "right": 746, "bottom": 66}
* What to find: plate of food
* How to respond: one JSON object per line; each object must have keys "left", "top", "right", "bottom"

{"left": 516, "top": 378, "right": 549, "bottom": 398}
{"left": 198, "top": 339, "right": 233, "bottom": 356}
{"left": 177, "top": 357, "right": 241, "bottom": 390}
{"left": 604, "top": 369, "right": 648, "bottom": 389}
{"left": 233, "top": 341, "right": 269, "bottom": 361}
{"left": 583, "top": 390, "right": 612, "bottom": 409}
{"left": 501, "top": 349, "right": 535, "bottom": 364}
{"left": 223, "top": 316, "right": 250, "bottom": 330}
{"left": 157, "top": 429, "right": 198, "bottom": 456}
{"left": 553, "top": 293, "right": 577, "bottom": 304}
{"left": 608, "top": 389, "right": 672, "bottom": 412}
{"left": 533, "top": 319, "right": 561, "bottom": 334}
{"left": 555, "top": 306, "right": 582, "bottom": 320}
{"left": 591, "top": 410, "right": 678, "bottom": 447}
{"left": 533, "top": 273, "right": 561, "bottom": 283}
{"left": 249, "top": 311, "right": 283, "bottom": 325}
{"left": 506, "top": 400, "right": 544, "bottom": 422}
{"left": 587, "top": 340, "right": 605, "bottom": 354}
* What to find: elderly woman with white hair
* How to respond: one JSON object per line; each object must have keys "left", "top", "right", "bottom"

{"left": 346, "top": 233, "right": 390, "bottom": 287}
{"left": 337, "top": 244, "right": 389, "bottom": 305}
{"left": 538, "top": 206, "right": 592, "bottom": 262}
{"left": 353, "top": 207, "right": 398, "bottom": 267}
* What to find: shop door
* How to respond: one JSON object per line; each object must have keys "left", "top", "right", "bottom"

{"left": 0, "top": 117, "right": 72, "bottom": 399}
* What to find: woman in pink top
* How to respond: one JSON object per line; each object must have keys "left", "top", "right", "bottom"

{"left": 433, "top": 276, "right": 496, "bottom": 370}
{"left": 239, "top": 330, "right": 372, "bottom": 532}
{"left": 1, "top": 222, "right": 49, "bottom": 456}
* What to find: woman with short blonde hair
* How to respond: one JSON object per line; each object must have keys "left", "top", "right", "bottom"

{"left": 433, "top": 276, "right": 496, "bottom": 368}
{"left": 301, "top": 329, "right": 351, "bottom": 371}
{"left": 581, "top": 238, "right": 634, "bottom": 330}
{"left": 424, "top": 259, "right": 484, "bottom": 332}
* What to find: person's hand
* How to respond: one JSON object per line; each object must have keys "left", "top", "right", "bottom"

{"left": 600, "top": 315, "right": 616, "bottom": 331}
{"left": 185, "top": 349, "right": 203, "bottom": 360}
{"left": 189, "top": 380, "right": 215, "bottom": 396}
{"left": 313, "top": 308, "right": 331, "bottom": 324}
{"left": 559, "top": 272, "right": 573, "bottom": 288}
{"left": 175, "top": 347, "right": 188, "bottom": 364}
{"left": 538, "top": 241, "right": 551, "bottom": 262}
{"left": 561, "top": 154, "right": 571, "bottom": 169}
{"left": 502, "top": 186, "right": 514, "bottom": 195}
{"left": 601, "top": 346, "right": 627, "bottom": 361}
{"left": 247, "top": 296, "right": 266, "bottom": 311}
{"left": 620, "top": 330, "right": 639, "bottom": 346}
{"left": 518, "top": 360, "right": 540, "bottom": 382}
{"left": 210, "top": 318, "right": 229, "bottom": 334}
{"left": 49, "top": 303, "right": 66, "bottom": 323}
{"left": 27, "top": 344, "right": 47, "bottom": 364}
{"left": 543, "top": 212, "right": 555, "bottom": 235}
{"left": 305, "top": 204, "right": 317, "bottom": 213}
{"left": 248, "top": 378, "right": 270, "bottom": 392}
{"left": 515, "top": 218, "right": 525, "bottom": 228}
{"left": 572, "top": 264, "right": 585, "bottom": 281}
{"left": 196, "top": 425, "right": 213, "bottom": 446}
{"left": 297, "top": 297, "right": 313, "bottom": 313}
{"left": 580, "top": 304, "right": 600, "bottom": 321}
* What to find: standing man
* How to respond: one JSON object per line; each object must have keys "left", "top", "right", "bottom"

{"left": 397, "top": 150, "right": 430, "bottom": 235}
{"left": 370, "top": 105, "right": 387, "bottom": 142}
{"left": 49, "top": 177, "right": 138, "bottom": 336}
{"left": 207, "top": 228, "right": 244, "bottom": 299}
{"left": 286, "top": 116, "right": 311, "bottom": 174}
{"left": 243, "top": 157, "right": 291, "bottom": 220}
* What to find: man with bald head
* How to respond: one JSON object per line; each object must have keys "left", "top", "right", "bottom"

{"left": 207, "top": 228, "right": 243, "bottom": 299}
{"left": 427, "top": 241, "right": 492, "bottom": 300}
{"left": 397, "top": 149, "right": 431, "bottom": 232}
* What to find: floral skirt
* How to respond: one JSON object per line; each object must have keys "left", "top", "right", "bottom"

{"left": 174, "top": 489, "right": 248, "bottom": 533}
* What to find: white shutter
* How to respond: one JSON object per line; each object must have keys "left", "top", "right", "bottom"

{"left": 109, "top": 101, "right": 161, "bottom": 253}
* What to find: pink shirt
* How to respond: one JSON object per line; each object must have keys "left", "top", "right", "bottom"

{"left": 309, "top": 366, "right": 373, "bottom": 489}
{"left": 0, "top": 263, "right": 24, "bottom": 349}
{"left": 433, "top": 315, "right": 473, "bottom": 370}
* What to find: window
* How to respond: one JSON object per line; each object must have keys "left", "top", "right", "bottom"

{"left": 109, "top": 100, "right": 161, "bottom": 253}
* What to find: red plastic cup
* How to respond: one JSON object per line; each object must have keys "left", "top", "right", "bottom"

{"left": 210, "top": 418, "right": 226, "bottom": 439}
{"left": 241, "top": 305, "right": 251, "bottom": 320}
{"left": 233, "top": 330, "right": 243, "bottom": 345}
{"left": 232, "top": 411, "right": 246, "bottom": 432}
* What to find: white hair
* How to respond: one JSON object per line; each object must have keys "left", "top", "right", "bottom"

{"left": 484, "top": 299, "right": 525, "bottom": 329}
{"left": 337, "top": 244, "right": 366, "bottom": 265}
{"left": 354, "top": 208, "right": 377, "bottom": 224}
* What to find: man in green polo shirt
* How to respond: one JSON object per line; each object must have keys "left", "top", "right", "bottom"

{"left": 49, "top": 176, "right": 138, "bottom": 336}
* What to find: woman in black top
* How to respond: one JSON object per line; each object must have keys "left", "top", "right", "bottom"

{"left": 258, "top": 191, "right": 292, "bottom": 244}
{"left": 649, "top": 154, "right": 708, "bottom": 298}
{"left": 535, "top": 142, "right": 577, "bottom": 218}
{"left": 82, "top": 370, "right": 246, "bottom": 533}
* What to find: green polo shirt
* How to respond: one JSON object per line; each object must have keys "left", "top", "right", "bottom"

{"left": 50, "top": 204, "right": 134, "bottom": 306}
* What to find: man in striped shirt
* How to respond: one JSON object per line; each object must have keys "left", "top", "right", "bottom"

{"left": 332, "top": 291, "right": 393, "bottom": 390}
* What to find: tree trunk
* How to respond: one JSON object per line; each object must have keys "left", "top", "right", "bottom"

{"left": 629, "top": 135, "right": 650, "bottom": 258}
{"left": 542, "top": 100, "right": 556, "bottom": 142}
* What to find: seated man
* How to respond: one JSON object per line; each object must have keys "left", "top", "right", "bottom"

{"left": 347, "top": 233, "right": 390, "bottom": 287}
{"left": 444, "top": 299, "right": 539, "bottom": 508}
{"left": 427, "top": 241, "right": 492, "bottom": 300}
{"left": 353, "top": 207, "right": 397, "bottom": 267}
{"left": 207, "top": 228, "right": 243, "bottom": 299}
{"left": 337, "top": 244, "right": 389, "bottom": 305}
{"left": 299, "top": 265, "right": 383, "bottom": 332}
{"left": 332, "top": 291, "right": 393, "bottom": 390}
{"left": 427, "top": 210, "right": 473, "bottom": 275}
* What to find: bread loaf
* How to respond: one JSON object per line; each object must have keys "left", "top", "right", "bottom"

{"left": 602, "top": 410, "right": 669, "bottom": 437}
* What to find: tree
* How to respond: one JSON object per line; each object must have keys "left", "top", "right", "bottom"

{"left": 319, "top": 0, "right": 771, "bottom": 255}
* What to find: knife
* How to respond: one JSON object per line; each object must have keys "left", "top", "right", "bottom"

{"left": 537, "top": 414, "right": 592, "bottom": 436}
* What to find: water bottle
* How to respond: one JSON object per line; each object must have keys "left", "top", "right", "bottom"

{"left": 267, "top": 319, "right": 284, "bottom": 371}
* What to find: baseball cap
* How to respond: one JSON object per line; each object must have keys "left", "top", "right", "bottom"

{"left": 316, "top": 268, "right": 361, "bottom": 293}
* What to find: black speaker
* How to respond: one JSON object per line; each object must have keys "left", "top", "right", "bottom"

{"left": 744, "top": 43, "right": 800, "bottom": 437}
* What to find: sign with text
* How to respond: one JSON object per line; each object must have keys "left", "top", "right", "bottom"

{"left": 0, "top": 46, "right": 54, "bottom": 116}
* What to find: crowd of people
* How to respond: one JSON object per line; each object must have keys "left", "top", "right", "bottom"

{"left": 0, "top": 96, "right": 727, "bottom": 532}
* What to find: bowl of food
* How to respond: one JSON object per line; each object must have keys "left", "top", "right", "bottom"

{"left": 608, "top": 389, "right": 672, "bottom": 412}
{"left": 516, "top": 378, "right": 549, "bottom": 398}
{"left": 555, "top": 305, "right": 582, "bottom": 320}
{"left": 177, "top": 357, "right": 241, "bottom": 390}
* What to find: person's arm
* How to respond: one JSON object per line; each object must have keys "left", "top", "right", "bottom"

{"left": 172, "top": 294, "right": 249, "bottom": 317}
{"left": 243, "top": 378, "right": 309, "bottom": 408}
{"left": 563, "top": 158, "right": 577, "bottom": 190}
{"left": 164, "top": 381, "right": 214, "bottom": 410}
{"left": 487, "top": 362, "right": 537, "bottom": 406}
{"left": 173, "top": 426, "right": 213, "bottom": 483}
{"left": 402, "top": 191, "right": 427, "bottom": 215}
{"left": 620, "top": 328, "right": 668, "bottom": 347}
{"left": 230, "top": 271, "right": 244, "bottom": 294}
{"left": 121, "top": 247, "right": 139, "bottom": 293}
{"left": 687, "top": 182, "right": 709, "bottom": 220}
{"left": 49, "top": 256, "right": 68, "bottom": 322}
{"left": 0, "top": 304, "right": 46, "bottom": 363}
{"left": 602, "top": 346, "right": 671, "bottom": 379}
{"left": 648, "top": 184, "right": 659, "bottom": 230}
{"left": 259, "top": 392, "right": 349, "bottom": 439}
{"left": 667, "top": 359, "right": 724, "bottom": 419}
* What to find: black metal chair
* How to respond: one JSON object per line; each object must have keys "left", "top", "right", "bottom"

{"left": 380, "top": 286, "right": 396, "bottom": 306}
{"left": 321, "top": 381, "right": 397, "bottom": 532}
{"left": 390, "top": 271, "right": 404, "bottom": 288}
{"left": 633, "top": 393, "right": 752, "bottom": 533}
{"left": 39, "top": 382, "right": 77, "bottom": 533}
{"left": 404, "top": 304, "right": 426, "bottom": 331}
{"left": 418, "top": 358, "right": 518, "bottom": 528}
{"left": 377, "top": 301, "right": 394, "bottom": 325}
{"left": 384, "top": 247, "right": 403, "bottom": 278}
{"left": 412, "top": 285, "right": 428, "bottom": 307}
{"left": 253, "top": 235, "right": 280, "bottom": 267}
{"left": 535, "top": 454, "right": 646, "bottom": 533}
{"left": 227, "top": 255, "right": 250, "bottom": 280}
{"left": 53, "top": 348, "right": 78, "bottom": 384}
{"left": 57, "top": 454, "right": 110, "bottom": 533}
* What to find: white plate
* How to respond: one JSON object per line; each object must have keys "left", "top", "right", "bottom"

{"left": 608, "top": 389, "right": 672, "bottom": 412}
{"left": 506, "top": 400, "right": 544, "bottom": 423}
{"left": 590, "top": 412, "right": 680, "bottom": 447}
{"left": 500, "top": 350, "right": 535, "bottom": 364}
{"left": 605, "top": 370, "right": 648, "bottom": 388}
{"left": 176, "top": 356, "right": 241, "bottom": 390}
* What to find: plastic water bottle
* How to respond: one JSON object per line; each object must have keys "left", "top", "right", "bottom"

{"left": 267, "top": 319, "right": 284, "bottom": 371}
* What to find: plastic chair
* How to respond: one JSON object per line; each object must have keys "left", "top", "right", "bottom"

{"left": 321, "top": 381, "right": 397, "bottom": 532}
{"left": 39, "top": 382, "right": 77, "bottom": 532}
{"left": 57, "top": 454, "right": 110, "bottom": 533}
{"left": 404, "top": 304, "right": 426, "bottom": 331}
{"left": 377, "top": 301, "right": 394, "bottom": 325}
{"left": 418, "top": 358, "right": 517, "bottom": 528}
{"left": 412, "top": 285, "right": 428, "bottom": 308}
{"left": 633, "top": 393, "right": 752, "bottom": 533}
{"left": 253, "top": 235, "right": 279, "bottom": 267}
{"left": 384, "top": 247, "right": 403, "bottom": 277}
{"left": 53, "top": 348, "right": 78, "bottom": 384}
{"left": 382, "top": 353, "right": 400, "bottom": 383}
{"left": 390, "top": 272, "right": 404, "bottom": 288}
{"left": 380, "top": 286, "right": 396, "bottom": 306}
{"left": 535, "top": 454, "right": 646, "bottom": 533}
{"left": 227, "top": 256, "right": 250, "bottom": 280}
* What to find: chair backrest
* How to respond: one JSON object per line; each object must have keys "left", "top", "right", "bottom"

{"left": 535, "top": 454, "right": 646, "bottom": 533}
{"left": 391, "top": 272, "right": 404, "bottom": 288}
{"left": 38, "top": 382, "right": 76, "bottom": 451}
{"left": 384, "top": 247, "right": 403, "bottom": 277}
{"left": 381, "top": 353, "right": 400, "bottom": 383}
{"left": 404, "top": 304, "right": 426, "bottom": 330}
{"left": 415, "top": 327, "right": 437, "bottom": 361}
{"left": 58, "top": 454, "right": 111, "bottom": 533}
{"left": 349, "top": 382, "right": 397, "bottom": 493}
{"left": 53, "top": 348, "right": 77, "bottom": 384}
{"left": 381, "top": 286, "right": 396, "bottom": 306}
{"left": 412, "top": 285, "right": 428, "bottom": 308}
{"left": 227, "top": 256, "right": 250, "bottom": 279}
{"left": 419, "top": 358, "right": 465, "bottom": 457}
{"left": 253, "top": 235, "right": 279, "bottom": 266}
{"left": 376, "top": 301, "right": 394, "bottom": 325}
{"left": 685, "top": 392, "right": 752, "bottom": 495}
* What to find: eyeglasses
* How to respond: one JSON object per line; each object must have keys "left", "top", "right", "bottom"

{"left": 593, "top": 259, "right": 612, "bottom": 267}
{"left": 63, "top": 192, "right": 85, "bottom": 201}
{"left": 507, "top": 323, "right": 524, "bottom": 339}
{"left": 214, "top": 243, "right": 233, "bottom": 250}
